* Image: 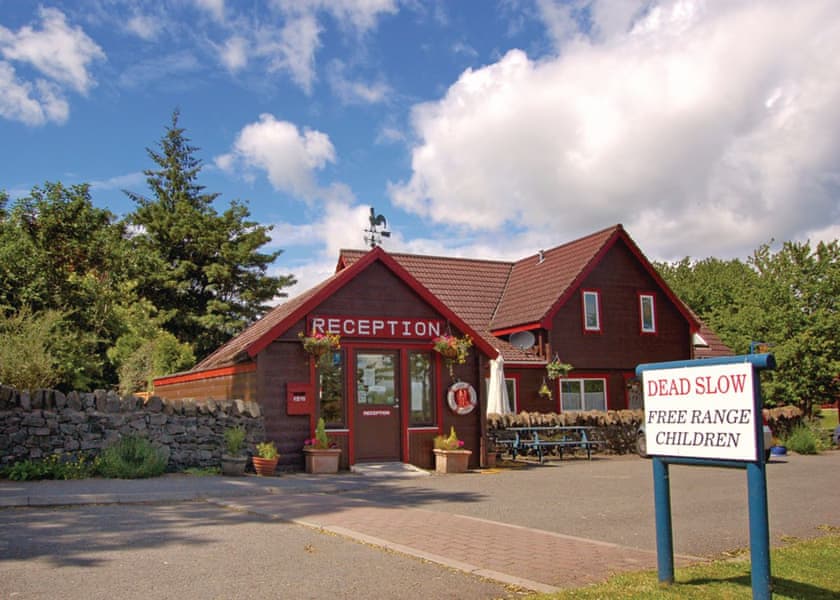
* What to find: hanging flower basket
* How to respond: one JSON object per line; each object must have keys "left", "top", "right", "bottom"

{"left": 538, "top": 381, "right": 553, "bottom": 399}
{"left": 298, "top": 330, "right": 340, "bottom": 360}
{"left": 546, "top": 358, "right": 573, "bottom": 380}
{"left": 433, "top": 334, "right": 473, "bottom": 377}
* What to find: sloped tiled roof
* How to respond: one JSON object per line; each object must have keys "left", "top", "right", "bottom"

{"left": 187, "top": 224, "right": 723, "bottom": 374}
{"left": 490, "top": 225, "right": 619, "bottom": 331}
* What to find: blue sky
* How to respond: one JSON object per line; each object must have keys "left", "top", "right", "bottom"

{"left": 2, "top": 1, "right": 839, "bottom": 296}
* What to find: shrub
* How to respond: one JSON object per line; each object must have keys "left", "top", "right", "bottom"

{"left": 97, "top": 435, "right": 168, "bottom": 478}
{"left": 0, "top": 453, "right": 98, "bottom": 481}
{"left": 223, "top": 426, "right": 246, "bottom": 455}
{"left": 255, "top": 441, "right": 278, "bottom": 460}
{"left": 783, "top": 425, "right": 822, "bottom": 455}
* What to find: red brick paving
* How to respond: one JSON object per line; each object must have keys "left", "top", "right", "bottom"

{"left": 212, "top": 493, "right": 700, "bottom": 592}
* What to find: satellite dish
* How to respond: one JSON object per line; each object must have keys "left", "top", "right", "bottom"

{"left": 509, "top": 331, "right": 536, "bottom": 350}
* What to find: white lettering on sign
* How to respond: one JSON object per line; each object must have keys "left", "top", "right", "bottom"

{"left": 291, "top": 393, "right": 307, "bottom": 403}
{"left": 643, "top": 363, "right": 757, "bottom": 461}
{"left": 308, "top": 315, "right": 444, "bottom": 339}
{"left": 362, "top": 409, "right": 391, "bottom": 417}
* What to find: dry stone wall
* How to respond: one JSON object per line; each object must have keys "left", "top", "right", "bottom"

{"left": 0, "top": 385, "right": 265, "bottom": 470}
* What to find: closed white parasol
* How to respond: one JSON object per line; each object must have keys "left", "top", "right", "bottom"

{"left": 486, "top": 353, "right": 511, "bottom": 415}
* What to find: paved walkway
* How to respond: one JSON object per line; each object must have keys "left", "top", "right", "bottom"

{"left": 214, "top": 493, "right": 698, "bottom": 593}
{"left": 0, "top": 468, "right": 700, "bottom": 593}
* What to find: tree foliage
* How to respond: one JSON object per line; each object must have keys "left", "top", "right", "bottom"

{"left": 657, "top": 240, "right": 840, "bottom": 415}
{"left": 125, "top": 111, "right": 295, "bottom": 359}
{"left": 0, "top": 183, "right": 131, "bottom": 389}
{"left": 1, "top": 111, "right": 294, "bottom": 391}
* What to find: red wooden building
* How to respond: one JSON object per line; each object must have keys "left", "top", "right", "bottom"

{"left": 154, "top": 224, "right": 727, "bottom": 470}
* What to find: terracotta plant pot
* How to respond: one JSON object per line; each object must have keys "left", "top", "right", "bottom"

{"left": 433, "top": 449, "right": 472, "bottom": 474}
{"left": 252, "top": 456, "right": 279, "bottom": 476}
{"left": 304, "top": 447, "right": 341, "bottom": 474}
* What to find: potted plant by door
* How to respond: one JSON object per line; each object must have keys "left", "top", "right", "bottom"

{"left": 433, "top": 426, "right": 472, "bottom": 473}
{"left": 303, "top": 418, "right": 342, "bottom": 474}
{"left": 221, "top": 425, "right": 247, "bottom": 476}
{"left": 252, "top": 441, "right": 279, "bottom": 476}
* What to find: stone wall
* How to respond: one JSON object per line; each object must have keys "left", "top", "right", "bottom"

{"left": 0, "top": 385, "right": 265, "bottom": 470}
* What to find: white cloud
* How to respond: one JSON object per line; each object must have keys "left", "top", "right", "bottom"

{"left": 193, "top": 0, "right": 226, "bottom": 22}
{"left": 0, "top": 7, "right": 105, "bottom": 94}
{"left": 220, "top": 36, "right": 248, "bottom": 72}
{"left": 125, "top": 14, "right": 162, "bottom": 40}
{"left": 390, "top": 0, "right": 840, "bottom": 261}
{"left": 216, "top": 113, "right": 337, "bottom": 200}
{"left": 264, "top": 15, "right": 321, "bottom": 93}
{"left": 257, "top": 0, "right": 397, "bottom": 94}
{"left": 0, "top": 62, "right": 68, "bottom": 125}
{"left": 0, "top": 7, "right": 103, "bottom": 126}
{"left": 89, "top": 171, "right": 146, "bottom": 191}
{"left": 327, "top": 60, "right": 390, "bottom": 104}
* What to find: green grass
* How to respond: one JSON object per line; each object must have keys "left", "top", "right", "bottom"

{"left": 531, "top": 532, "right": 840, "bottom": 600}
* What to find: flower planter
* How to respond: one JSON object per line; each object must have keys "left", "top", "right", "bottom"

{"left": 221, "top": 454, "right": 247, "bottom": 476}
{"left": 252, "top": 456, "right": 279, "bottom": 476}
{"left": 433, "top": 449, "right": 472, "bottom": 474}
{"left": 304, "top": 447, "right": 342, "bottom": 474}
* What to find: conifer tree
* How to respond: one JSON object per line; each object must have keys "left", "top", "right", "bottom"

{"left": 125, "top": 111, "right": 294, "bottom": 359}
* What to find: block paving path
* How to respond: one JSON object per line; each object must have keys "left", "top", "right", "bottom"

{"left": 211, "top": 492, "right": 700, "bottom": 593}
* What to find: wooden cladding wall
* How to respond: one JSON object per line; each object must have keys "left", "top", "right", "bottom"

{"left": 257, "top": 340, "right": 311, "bottom": 469}
{"left": 154, "top": 370, "right": 256, "bottom": 402}
{"left": 317, "top": 261, "right": 442, "bottom": 319}
{"left": 550, "top": 240, "right": 691, "bottom": 371}
{"left": 408, "top": 430, "right": 436, "bottom": 469}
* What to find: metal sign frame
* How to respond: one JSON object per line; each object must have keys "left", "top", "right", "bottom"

{"left": 636, "top": 353, "right": 775, "bottom": 600}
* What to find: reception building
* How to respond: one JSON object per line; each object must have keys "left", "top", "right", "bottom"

{"left": 154, "top": 224, "right": 727, "bottom": 470}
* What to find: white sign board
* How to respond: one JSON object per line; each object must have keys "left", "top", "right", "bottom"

{"left": 643, "top": 363, "right": 757, "bottom": 461}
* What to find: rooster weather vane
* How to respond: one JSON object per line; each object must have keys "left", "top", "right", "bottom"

{"left": 364, "top": 207, "right": 391, "bottom": 248}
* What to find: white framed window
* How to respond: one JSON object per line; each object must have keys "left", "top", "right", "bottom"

{"left": 484, "top": 377, "right": 518, "bottom": 412}
{"left": 640, "top": 294, "right": 656, "bottom": 333}
{"left": 560, "top": 378, "right": 607, "bottom": 412}
{"left": 582, "top": 290, "right": 601, "bottom": 332}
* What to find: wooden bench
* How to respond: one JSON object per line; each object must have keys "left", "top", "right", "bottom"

{"left": 490, "top": 426, "right": 603, "bottom": 463}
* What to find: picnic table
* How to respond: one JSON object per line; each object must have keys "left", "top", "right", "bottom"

{"left": 489, "top": 426, "right": 603, "bottom": 462}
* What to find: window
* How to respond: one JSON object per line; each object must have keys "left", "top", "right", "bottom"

{"left": 483, "top": 376, "right": 518, "bottom": 413}
{"left": 560, "top": 379, "right": 606, "bottom": 412}
{"left": 582, "top": 290, "right": 601, "bottom": 332}
{"left": 640, "top": 294, "right": 656, "bottom": 333}
{"left": 409, "top": 352, "right": 435, "bottom": 426}
{"left": 318, "top": 350, "right": 344, "bottom": 427}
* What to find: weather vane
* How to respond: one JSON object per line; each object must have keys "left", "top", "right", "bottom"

{"left": 364, "top": 207, "right": 391, "bottom": 248}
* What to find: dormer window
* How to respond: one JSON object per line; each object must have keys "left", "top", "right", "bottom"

{"left": 582, "top": 290, "right": 601, "bottom": 332}
{"left": 640, "top": 293, "right": 656, "bottom": 333}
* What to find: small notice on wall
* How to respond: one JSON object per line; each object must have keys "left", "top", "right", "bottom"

{"left": 643, "top": 363, "right": 757, "bottom": 461}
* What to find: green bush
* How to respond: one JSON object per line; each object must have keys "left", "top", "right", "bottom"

{"left": 783, "top": 425, "right": 822, "bottom": 455}
{"left": 223, "top": 426, "right": 246, "bottom": 455}
{"left": 97, "top": 435, "right": 168, "bottom": 478}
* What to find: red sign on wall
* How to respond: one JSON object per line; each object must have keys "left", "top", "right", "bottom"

{"left": 308, "top": 315, "right": 444, "bottom": 339}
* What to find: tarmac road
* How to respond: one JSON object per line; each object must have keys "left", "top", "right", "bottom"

{"left": 1, "top": 452, "right": 837, "bottom": 598}
{"left": 0, "top": 502, "right": 518, "bottom": 600}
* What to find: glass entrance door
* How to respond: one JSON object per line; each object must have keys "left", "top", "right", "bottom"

{"left": 354, "top": 351, "right": 401, "bottom": 461}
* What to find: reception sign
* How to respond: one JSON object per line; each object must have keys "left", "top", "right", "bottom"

{"left": 643, "top": 362, "right": 757, "bottom": 461}
{"left": 308, "top": 315, "right": 444, "bottom": 339}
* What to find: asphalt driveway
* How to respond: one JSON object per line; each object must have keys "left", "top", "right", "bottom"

{"left": 1, "top": 451, "right": 838, "bottom": 598}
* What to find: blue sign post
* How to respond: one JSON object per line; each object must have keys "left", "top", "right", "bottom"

{"left": 636, "top": 353, "right": 775, "bottom": 599}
